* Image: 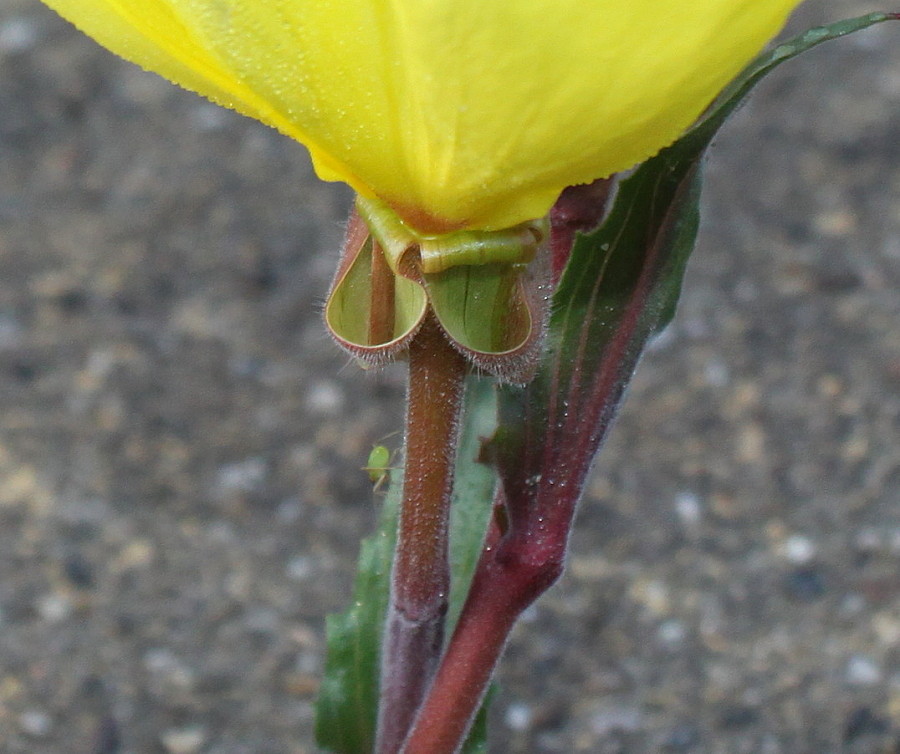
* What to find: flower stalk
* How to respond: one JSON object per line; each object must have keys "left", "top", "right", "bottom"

{"left": 376, "top": 315, "right": 468, "bottom": 754}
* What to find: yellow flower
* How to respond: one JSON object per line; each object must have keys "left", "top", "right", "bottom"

{"left": 43, "top": 0, "right": 800, "bottom": 234}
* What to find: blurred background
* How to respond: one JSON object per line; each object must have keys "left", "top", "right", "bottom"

{"left": 1, "top": 1, "right": 898, "bottom": 752}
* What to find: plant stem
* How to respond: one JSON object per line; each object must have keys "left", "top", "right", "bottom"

{"left": 376, "top": 315, "right": 468, "bottom": 754}
{"left": 401, "top": 504, "right": 566, "bottom": 754}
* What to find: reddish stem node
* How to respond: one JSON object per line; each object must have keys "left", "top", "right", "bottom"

{"left": 401, "top": 495, "right": 569, "bottom": 754}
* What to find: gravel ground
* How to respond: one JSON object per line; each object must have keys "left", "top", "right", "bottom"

{"left": 1, "top": 2, "right": 899, "bottom": 753}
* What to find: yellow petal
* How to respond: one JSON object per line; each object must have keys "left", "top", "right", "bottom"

{"left": 42, "top": 0, "right": 800, "bottom": 232}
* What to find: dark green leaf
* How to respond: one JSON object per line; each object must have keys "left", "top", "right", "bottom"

{"left": 448, "top": 377, "right": 498, "bottom": 633}
{"left": 315, "top": 472, "right": 398, "bottom": 754}
{"left": 495, "top": 12, "right": 898, "bottom": 548}
{"left": 460, "top": 685, "right": 495, "bottom": 754}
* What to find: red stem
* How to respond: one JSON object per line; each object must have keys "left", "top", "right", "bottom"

{"left": 376, "top": 315, "right": 468, "bottom": 754}
{"left": 402, "top": 514, "right": 564, "bottom": 754}
{"left": 549, "top": 178, "right": 613, "bottom": 283}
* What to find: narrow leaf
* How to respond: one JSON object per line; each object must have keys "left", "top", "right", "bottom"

{"left": 495, "top": 12, "right": 898, "bottom": 546}
{"left": 448, "top": 377, "right": 497, "bottom": 632}
{"left": 315, "top": 474, "right": 399, "bottom": 754}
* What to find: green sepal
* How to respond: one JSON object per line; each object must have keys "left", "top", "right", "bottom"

{"left": 350, "top": 196, "right": 552, "bottom": 382}
{"left": 325, "top": 209, "right": 428, "bottom": 364}
{"left": 424, "top": 263, "right": 529, "bottom": 355}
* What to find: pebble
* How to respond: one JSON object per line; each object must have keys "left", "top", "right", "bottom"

{"left": 91, "top": 716, "right": 121, "bottom": 754}
{"left": 303, "top": 381, "right": 344, "bottom": 414}
{"left": 63, "top": 553, "right": 95, "bottom": 588}
{"left": 504, "top": 702, "right": 533, "bottom": 732}
{"left": 839, "top": 593, "right": 867, "bottom": 618}
{"left": 191, "top": 103, "right": 231, "bottom": 132}
{"left": 0, "top": 18, "right": 37, "bottom": 54}
{"left": 674, "top": 491, "right": 702, "bottom": 527}
{"left": 843, "top": 706, "right": 888, "bottom": 742}
{"left": 630, "top": 579, "right": 670, "bottom": 616}
{"left": 781, "top": 534, "right": 816, "bottom": 565}
{"left": 703, "top": 358, "right": 730, "bottom": 388}
{"left": 143, "top": 648, "right": 196, "bottom": 690}
{"left": 275, "top": 497, "right": 303, "bottom": 523}
{"left": 0, "top": 314, "right": 23, "bottom": 349}
{"left": 19, "top": 709, "right": 52, "bottom": 737}
{"left": 889, "top": 527, "right": 900, "bottom": 555}
{"left": 286, "top": 555, "right": 313, "bottom": 581}
{"left": 658, "top": 619, "right": 687, "bottom": 648}
{"left": 718, "top": 704, "right": 759, "bottom": 729}
{"left": 245, "top": 607, "right": 280, "bottom": 634}
{"left": 215, "top": 457, "right": 267, "bottom": 495}
{"left": 160, "top": 725, "right": 207, "bottom": 754}
{"left": 663, "top": 723, "right": 700, "bottom": 751}
{"left": 36, "top": 592, "right": 73, "bottom": 623}
{"left": 854, "top": 527, "right": 883, "bottom": 553}
{"left": 845, "top": 655, "right": 882, "bottom": 686}
{"left": 872, "top": 612, "right": 900, "bottom": 645}
{"left": 588, "top": 704, "right": 642, "bottom": 735}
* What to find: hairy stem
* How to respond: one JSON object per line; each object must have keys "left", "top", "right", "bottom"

{"left": 401, "top": 502, "right": 566, "bottom": 754}
{"left": 376, "top": 315, "right": 468, "bottom": 754}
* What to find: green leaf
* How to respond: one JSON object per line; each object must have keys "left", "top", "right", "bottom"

{"left": 448, "top": 377, "right": 497, "bottom": 633}
{"left": 315, "top": 472, "right": 399, "bottom": 754}
{"left": 494, "top": 12, "right": 898, "bottom": 545}
{"left": 315, "top": 376, "right": 497, "bottom": 754}
{"left": 459, "top": 685, "right": 495, "bottom": 754}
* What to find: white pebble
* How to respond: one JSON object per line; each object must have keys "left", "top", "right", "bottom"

{"left": 0, "top": 19, "right": 38, "bottom": 54}
{"left": 286, "top": 555, "right": 313, "bottom": 581}
{"left": 855, "top": 527, "right": 883, "bottom": 553}
{"left": 845, "top": 655, "right": 882, "bottom": 686}
{"left": 703, "top": 358, "right": 730, "bottom": 388}
{"left": 674, "top": 491, "right": 702, "bottom": 526}
{"left": 589, "top": 704, "right": 641, "bottom": 735}
{"left": 658, "top": 619, "right": 687, "bottom": 648}
{"left": 782, "top": 534, "right": 816, "bottom": 564}
{"left": 304, "top": 380, "right": 344, "bottom": 414}
{"left": 504, "top": 703, "right": 533, "bottom": 732}
{"left": 36, "top": 593, "right": 73, "bottom": 623}
{"left": 143, "top": 648, "right": 196, "bottom": 690}
{"left": 19, "top": 710, "right": 52, "bottom": 737}
{"left": 191, "top": 103, "right": 230, "bottom": 131}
